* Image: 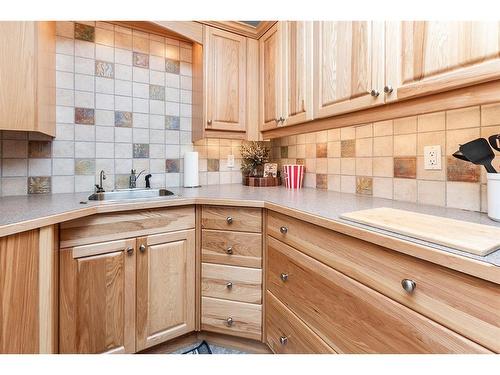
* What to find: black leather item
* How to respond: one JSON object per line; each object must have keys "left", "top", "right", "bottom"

{"left": 459, "top": 138, "right": 497, "bottom": 173}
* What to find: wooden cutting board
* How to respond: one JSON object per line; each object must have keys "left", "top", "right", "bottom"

{"left": 340, "top": 207, "right": 500, "bottom": 256}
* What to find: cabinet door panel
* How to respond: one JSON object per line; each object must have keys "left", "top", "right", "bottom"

{"left": 205, "top": 27, "right": 246, "bottom": 132}
{"left": 282, "top": 21, "right": 313, "bottom": 126}
{"left": 386, "top": 21, "right": 500, "bottom": 101}
{"left": 260, "top": 23, "right": 281, "bottom": 131}
{"left": 59, "top": 239, "right": 136, "bottom": 354}
{"left": 136, "top": 230, "right": 195, "bottom": 351}
{"left": 314, "top": 21, "right": 385, "bottom": 119}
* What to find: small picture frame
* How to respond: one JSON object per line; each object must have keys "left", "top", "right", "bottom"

{"left": 263, "top": 163, "right": 278, "bottom": 177}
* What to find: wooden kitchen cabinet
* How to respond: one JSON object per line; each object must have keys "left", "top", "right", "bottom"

{"left": 313, "top": 21, "right": 385, "bottom": 119}
{"left": 0, "top": 21, "right": 55, "bottom": 136}
{"left": 136, "top": 230, "right": 196, "bottom": 351}
{"left": 385, "top": 21, "right": 500, "bottom": 102}
{"left": 260, "top": 22, "right": 313, "bottom": 131}
{"left": 59, "top": 238, "right": 136, "bottom": 354}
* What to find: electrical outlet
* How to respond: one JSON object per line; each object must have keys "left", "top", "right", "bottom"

{"left": 424, "top": 145, "right": 442, "bottom": 170}
{"left": 227, "top": 154, "right": 235, "bottom": 168}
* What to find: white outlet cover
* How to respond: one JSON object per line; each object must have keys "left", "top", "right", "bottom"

{"left": 227, "top": 154, "right": 235, "bottom": 168}
{"left": 424, "top": 145, "right": 442, "bottom": 170}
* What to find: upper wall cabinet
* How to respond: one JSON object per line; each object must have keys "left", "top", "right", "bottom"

{"left": 313, "top": 21, "right": 385, "bottom": 119}
{"left": 0, "top": 22, "right": 55, "bottom": 136}
{"left": 193, "top": 26, "right": 260, "bottom": 141}
{"left": 385, "top": 21, "right": 500, "bottom": 101}
{"left": 260, "top": 22, "right": 313, "bottom": 131}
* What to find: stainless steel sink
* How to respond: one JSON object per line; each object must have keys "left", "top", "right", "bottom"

{"left": 88, "top": 188, "right": 177, "bottom": 201}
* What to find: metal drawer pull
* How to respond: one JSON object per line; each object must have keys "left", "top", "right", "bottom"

{"left": 139, "top": 244, "right": 146, "bottom": 253}
{"left": 226, "top": 216, "right": 233, "bottom": 224}
{"left": 280, "top": 273, "right": 289, "bottom": 282}
{"left": 384, "top": 85, "right": 393, "bottom": 94}
{"left": 401, "top": 279, "right": 416, "bottom": 294}
{"left": 279, "top": 336, "right": 288, "bottom": 345}
{"left": 126, "top": 247, "right": 134, "bottom": 255}
{"left": 370, "top": 89, "right": 380, "bottom": 97}
{"left": 280, "top": 226, "right": 288, "bottom": 234}
{"left": 226, "top": 246, "right": 233, "bottom": 255}
{"left": 226, "top": 317, "right": 234, "bottom": 326}
{"left": 226, "top": 282, "right": 233, "bottom": 289}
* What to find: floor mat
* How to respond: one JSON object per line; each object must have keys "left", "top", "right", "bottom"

{"left": 182, "top": 340, "right": 212, "bottom": 354}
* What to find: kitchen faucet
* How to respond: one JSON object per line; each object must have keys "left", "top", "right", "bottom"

{"left": 129, "top": 169, "right": 146, "bottom": 189}
{"left": 95, "top": 170, "right": 106, "bottom": 193}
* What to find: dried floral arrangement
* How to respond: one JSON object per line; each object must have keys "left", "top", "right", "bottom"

{"left": 240, "top": 141, "right": 270, "bottom": 177}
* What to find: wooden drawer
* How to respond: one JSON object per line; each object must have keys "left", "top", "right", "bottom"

{"left": 202, "top": 229, "right": 262, "bottom": 268}
{"left": 267, "top": 236, "right": 490, "bottom": 353}
{"left": 60, "top": 206, "right": 195, "bottom": 248}
{"left": 202, "top": 263, "right": 262, "bottom": 304}
{"left": 267, "top": 210, "right": 500, "bottom": 353}
{"left": 202, "top": 206, "right": 262, "bottom": 233}
{"left": 201, "top": 296, "right": 262, "bottom": 340}
{"left": 266, "top": 291, "right": 335, "bottom": 354}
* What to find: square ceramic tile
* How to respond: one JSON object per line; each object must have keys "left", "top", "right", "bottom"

{"left": 446, "top": 106, "right": 480, "bottom": 130}
{"left": 393, "top": 134, "right": 417, "bottom": 156}
{"left": 481, "top": 103, "right": 500, "bottom": 126}
{"left": 417, "top": 112, "right": 445, "bottom": 132}
{"left": 446, "top": 182, "right": 480, "bottom": 211}
{"left": 417, "top": 180, "right": 445, "bottom": 207}
{"left": 393, "top": 178, "right": 417, "bottom": 202}
{"left": 393, "top": 116, "right": 417, "bottom": 135}
{"left": 372, "top": 177, "right": 393, "bottom": 199}
{"left": 356, "top": 176, "right": 373, "bottom": 195}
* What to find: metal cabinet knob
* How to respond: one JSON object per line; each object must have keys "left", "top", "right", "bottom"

{"left": 126, "top": 247, "right": 134, "bottom": 255}
{"left": 279, "top": 336, "right": 288, "bottom": 345}
{"left": 207, "top": 119, "right": 212, "bottom": 125}
{"left": 384, "top": 85, "right": 393, "bottom": 94}
{"left": 139, "top": 244, "right": 146, "bottom": 253}
{"left": 280, "top": 273, "right": 289, "bottom": 282}
{"left": 226, "top": 282, "right": 233, "bottom": 290}
{"left": 401, "top": 279, "right": 416, "bottom": 294}
{"left": 226, "top": 216, "right": 233, "bottom": 224}
{"left": 370, "top": 89, "right": 380, "bottom": 97}
{"left": 280, "top": 226, "right": 288, "bottom": 234}
{"left": 226, "top": 317, "right": 234, "bottom": 327}
{"left": 225, "top": 246, "right": 233, "bottom": 255}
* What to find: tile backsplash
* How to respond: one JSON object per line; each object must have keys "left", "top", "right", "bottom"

{"left": 271, "top": 103, "right": 500, "bottom": 213}
{"left": 0, "top": 21, "right": 243, "bottom": 196}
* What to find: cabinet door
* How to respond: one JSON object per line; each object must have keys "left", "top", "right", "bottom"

{"left": 136, "top": 230, "right": 195, "bottom": 351}
{"left": 205, "top": 27, "right": 247, "bottom": 132}
{"left": 313, "top": 21, "right": 385, "bottom": 119}
{"left": 386, "top": 21, "right": 500, "bottom": 101}
{"left": 260, "top": 23, "right": 282, "bottom": 131}
{"left": 281, "top": 21, "right": 313, "bottom": 127}
{"left": 59, "top": 239, "right": 136, "bottom": 354}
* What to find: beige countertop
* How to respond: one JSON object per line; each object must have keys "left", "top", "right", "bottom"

{"left": 1, "top": 184, "right": 499, "bottom": 281}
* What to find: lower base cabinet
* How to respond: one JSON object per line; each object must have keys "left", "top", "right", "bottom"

{"left": 59, "top": 229, "right": 196, "bottom": 354}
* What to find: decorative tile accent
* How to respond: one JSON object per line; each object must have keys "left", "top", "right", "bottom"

{"left": 280, "top": 146, "right": 288, "bottom": 158}
{"left": 296, "top": 158, "right": 305, "bottom": 165}
{"left": 316, "top": 174, "right": 327, "bottom": 189}
{"left": 133, "top": 52, "right": 149, "bottom": 68}
{"left": 28, "top": 141, "right": 52, "bottom": 158}
{"left": 340, "top": 140, "right": 355, "bottom": 158}
{"left": 74, "top": 23, "right": 95, "bottom": 42}
{"left": 393, "top": 157, "right": 417, "bottom": 179}
{"left": 95, "top": 61, "right": 114, "bottom": 78}
{"left": 149, "top": 84, "right": 165, "bottom": 100}
{"left": 316, "top": 143, "right": 327, "bottom": 158}
{"left": 166, "top": 159, "right": 180, "bottom": 173}
{"left": 27, "top": 176, "right": 51, "bottom": 194}
{"left": 133, "top": 143, "right": 149, "bottom": 158}
{"left": 75, "top": 159, "right": 95, "bottom": 175}
{"left": 446, "top": 156, "right": 480, "bottom": 183}
{"left": 207, "top": 158, "right": 220, "bottom": 172}
{"left": 114, "top": 111, "right": 133, "bottom": 127}
{"left": 75, "top": 108, "right": 95, "bottom": 125}
{"left": 165, "top": 115, "right": 180, "bottom": 130}
{"left": 356, "top": 176, "right": 373, "bottom": 195}
{"left": 165, "top": 59, "right": 180, "bottom": 74}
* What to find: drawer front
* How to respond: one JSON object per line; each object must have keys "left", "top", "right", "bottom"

{"left": 202, "top": 263, "right": 262, "bottom": 304}
{"left": 267, "top": 210, "right": 500, "bottom": 353}
{"left": 60, "top": 206, "right": 195, "bottom": 248}
{"left": 202, "top": 297, "right": 262, "bottom": 340}
{"left": 202, "top": 229, "right": 262, "bottom": 268}
{"left": 266, "top": 291, "right": 335, "bottom": 354}
{"left": 267, "top": 236, "right": 490, "bottom": 353}
{"left": 202, "top": 206, "right": 262, "bottom": 233}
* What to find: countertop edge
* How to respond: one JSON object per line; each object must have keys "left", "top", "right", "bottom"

{"left": 1, "top": 195, "right": 498, "bottom": 284}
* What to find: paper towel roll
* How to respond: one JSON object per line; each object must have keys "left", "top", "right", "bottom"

{"left": 184, "top": 151, "right": 200, "bottom": 187}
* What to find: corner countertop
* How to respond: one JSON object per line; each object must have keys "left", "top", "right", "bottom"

{"left": 0, "top": 184, "right": 499, "bottom": 277}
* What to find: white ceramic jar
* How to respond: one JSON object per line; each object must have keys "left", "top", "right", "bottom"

{"left": 487, "top": 173, "right": 500, "bottom": 221}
